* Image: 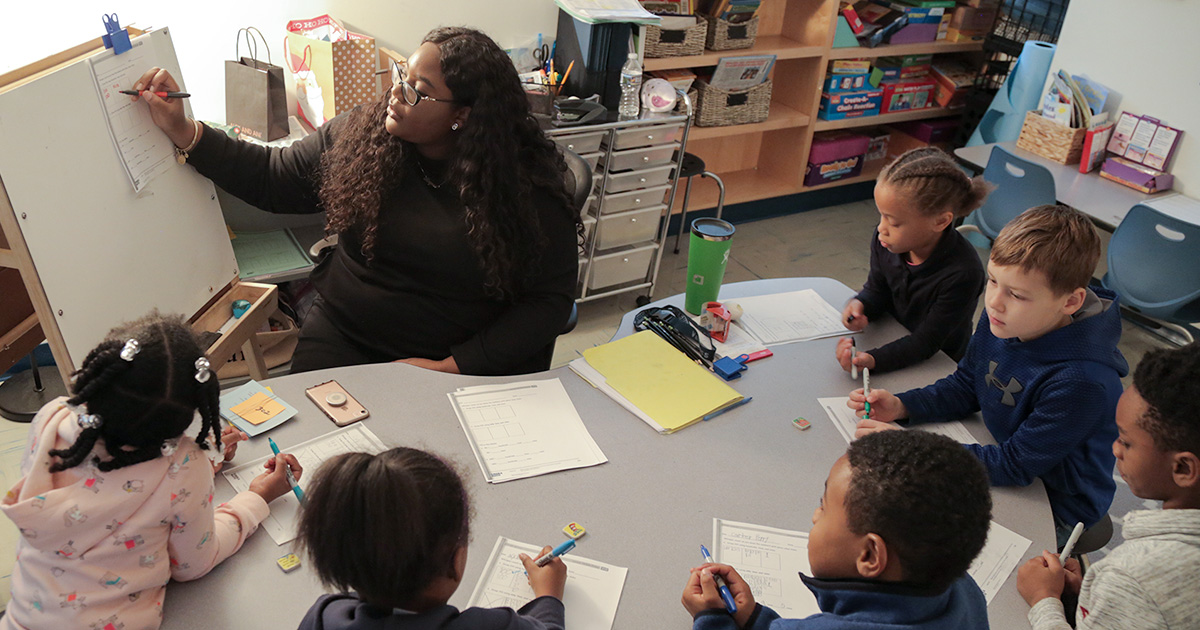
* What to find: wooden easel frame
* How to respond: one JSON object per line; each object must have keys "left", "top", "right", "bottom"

{"left": 0, "top": 29, "right": 276, "bottom": 387}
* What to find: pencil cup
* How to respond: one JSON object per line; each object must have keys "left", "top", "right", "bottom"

{"left": 684, "top": 218, "right": 735, "bottom": 314}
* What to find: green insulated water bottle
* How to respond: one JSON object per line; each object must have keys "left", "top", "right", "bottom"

{"left": 685, "top": 218, "right": 735, "bottom": 314}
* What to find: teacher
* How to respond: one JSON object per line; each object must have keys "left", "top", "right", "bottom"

{"left": 136, "top": 27, "right": 581, "bottom": 375}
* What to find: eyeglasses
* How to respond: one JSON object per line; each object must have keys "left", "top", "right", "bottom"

{"left": 391, "top": 59, "right": 459, "bottom": 107}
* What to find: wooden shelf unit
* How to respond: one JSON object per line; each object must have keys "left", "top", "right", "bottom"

{"left": 647, "top": 2, "right": 984, "bottom": 211}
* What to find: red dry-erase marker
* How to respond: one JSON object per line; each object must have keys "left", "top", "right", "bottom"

{"left": 120, "top": 89, "right": 191, "bottom": 98}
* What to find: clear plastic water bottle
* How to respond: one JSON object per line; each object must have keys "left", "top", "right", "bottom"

{"left": 618, "top": 53, "right": 642, "bottom": 120}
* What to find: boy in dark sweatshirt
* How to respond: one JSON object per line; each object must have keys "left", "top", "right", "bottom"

{"left": 682, "top": 431, "right": 992, "bottom": 630}
{"left": 851, "top": 205, "right": 1127, "bottom": 539}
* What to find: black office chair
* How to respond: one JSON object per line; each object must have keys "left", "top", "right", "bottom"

{"left": 559, "top": 146, "right": 593, "bottom": 336}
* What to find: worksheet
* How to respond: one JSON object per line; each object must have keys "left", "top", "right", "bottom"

{"left": 88, "top": 39, "right": 177, "bottom": 192}
{"left": 222, "top": 423, "right": 387, "bottom": 544}
{"left": 467, "top": 537, "right": 627, "bottom": 630}
{"left": 713, "top": 519, "right": 820, "bottom": 619}
{"left": 732, "top": 290, "right": 848, "bottom": 346}
{"left": 448, "top": 379, "right": 607, "bottom": 483}
{"left": 818, "top": 397, "right": 979, "bottom": 445}
{"left": 970, "top": 521, "right": 1032, "bottom": 604}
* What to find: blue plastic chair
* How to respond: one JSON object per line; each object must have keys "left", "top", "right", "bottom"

{"left": 958, "top": 145, "right": 1058, "bottom": 244}
{"left": 1102, "top": 202, "right": 1200, "bottom": 343}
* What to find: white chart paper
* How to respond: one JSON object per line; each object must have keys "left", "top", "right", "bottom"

{"left": 88, "top": 40, "right": 177, "bottom": 192}
{"left": 448, "top": 379, "right": 607, "bottom": 483}
{"left": 818, "top": 397, "right": 979, "bottom": 445}
{"left": 713, "top": 519, "right": 820, "bottom": 619}
{"left": 969, "top": 521, "right": 1031, "bottom": 604}
{"left": 222, "top": 423, "right": 387, "bottom": 545}
{"left": 468, "top": 537, "right": 627, "bottom": 630}
{"left": 733, "top": 290, "right": 849, "bottom": 346}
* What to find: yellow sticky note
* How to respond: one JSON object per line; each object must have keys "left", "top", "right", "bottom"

{"left": 231, "top": 392, "right": 284, "bottom": 426}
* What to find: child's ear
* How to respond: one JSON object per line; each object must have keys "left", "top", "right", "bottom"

{"left": 1172, "top": 451, "right": 1200, "bottom": 488}
{"left": 856, "top": 533, "right": 889, "bottom": 579}
{"left": 1061, "top": 287, "right": 1087, "bottom": 316}
{"left": 931, "top": 210, "right": 955, "bottom": 232}
{"left": 451, "top": 546, "right": 468, "bottom": 581}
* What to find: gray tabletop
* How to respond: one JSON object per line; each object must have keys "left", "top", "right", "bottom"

{"left": 164, "top": 278, "right": 1053, "bottom": 630}
{"left": 954, "top": 141, "right": 1173, "bottom": 229}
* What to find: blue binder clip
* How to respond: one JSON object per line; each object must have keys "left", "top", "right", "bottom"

{"left": 101, "top": 13, "right": 132, "bottom": 55}
{"left": 712, "top": 354, "right": 750, "bottom": 381}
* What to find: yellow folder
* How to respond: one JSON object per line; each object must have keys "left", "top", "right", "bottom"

{"left": 582, "top": 330, "right": 744, "bottom": 433}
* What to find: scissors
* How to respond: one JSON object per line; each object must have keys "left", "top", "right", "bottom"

{"left": 533, "top": 44, "right": 551, "bottom": 72}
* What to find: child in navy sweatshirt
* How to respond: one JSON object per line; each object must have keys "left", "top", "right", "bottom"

{"left": 682, "top": 431, "right": 992, "bottom": 630}
{"left": 850, "top": 205, "right": 1127, "bottom": 538}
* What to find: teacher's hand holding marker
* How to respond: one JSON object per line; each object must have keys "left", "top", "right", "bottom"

{"left": 129, "top": 67, "right": 198, "bottom": 152}
{"left": 847, "top": 386, "right": 906, "bottom": 439}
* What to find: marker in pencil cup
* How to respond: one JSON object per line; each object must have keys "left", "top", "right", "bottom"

{"left": 700, "top": 544, "right": 737, "bottom": 614}
{"left": 862, "top": 367, "right": 871, "bottom": 420}
{"left": 268, "top": 437, "right": 304, "bottom": 503}
{"left": 1059, "top": 522, "right": 1085, "bottom": 563}
{"left": 534, "top": 538, "right": 577, "bottom": 567}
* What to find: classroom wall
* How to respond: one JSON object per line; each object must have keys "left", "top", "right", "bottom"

{"left": 6, "top": 0, "right": 560, "bottom": 122}
{"left": 1049, "top": 0, "right": 1198, "bottom": 196}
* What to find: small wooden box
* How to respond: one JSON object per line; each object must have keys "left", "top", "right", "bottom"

{"left": 1016, "top": 111, "right": 1086, "bottom": 165}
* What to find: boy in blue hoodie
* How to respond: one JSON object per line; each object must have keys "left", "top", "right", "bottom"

{"left": 682, "top": 430, "right": 992, "bottom": 630}
{"left": 850, "top": 205, "right": 1127, "bottom": 538}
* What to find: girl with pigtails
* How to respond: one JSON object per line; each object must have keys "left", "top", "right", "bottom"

{"left": 1, "top": 313, "right": 299, "bottom": 630}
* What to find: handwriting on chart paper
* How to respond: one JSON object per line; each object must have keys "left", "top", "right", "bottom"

{"left": 89, "top": 39, "right": 175, "bottom": 192}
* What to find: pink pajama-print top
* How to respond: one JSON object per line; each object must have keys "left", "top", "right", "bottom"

{"left": 1, "top": 398, "right": 268, "bottom": 630}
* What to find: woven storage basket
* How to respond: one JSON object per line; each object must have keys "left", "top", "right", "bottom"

{"left": 693, "top": 79, "right": 771, "bottom": 127}
{"left": 703, "top": 15, "right": 759, "bottom": 50}
{"left": 645, "top": 17, "right": 706, "bottom": 57}
{"left": 1016, "top": 111, "right": 1086, "bottom": 164}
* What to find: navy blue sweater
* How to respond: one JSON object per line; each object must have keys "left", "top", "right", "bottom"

{"left": 897, "top": 288, "right": 1128, "bottom": 528}
{"left": 693, "top": 574, "right": 988, "bottom": 630}
{"left": 854, "top": 227, "right": 985, "bottom": 372}
{"left": 296, "top": 594, "right": 564, "bottom": 630}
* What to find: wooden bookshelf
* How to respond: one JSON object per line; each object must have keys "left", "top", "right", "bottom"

{"left": 814, "top": 106, "right": 963, "bottom": 132}
{"left": 646, "top": 2, "right": 985, "bottom": 209}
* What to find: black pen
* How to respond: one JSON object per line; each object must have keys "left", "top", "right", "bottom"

{"left": 120, "top": 89, "right": 191, "bottom": 98}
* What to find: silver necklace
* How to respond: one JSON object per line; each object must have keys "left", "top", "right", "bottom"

{"left": 416, "top": 159, "right": 447, "bottom": 189}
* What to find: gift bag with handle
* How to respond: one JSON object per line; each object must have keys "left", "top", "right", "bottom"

{"left": 224, "top": 27, "right": 289, "bottom": 141}
{"left": 285, "top": 14, "right": 381, "bottom": 127}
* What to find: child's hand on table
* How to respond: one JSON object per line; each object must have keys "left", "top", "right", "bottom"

{"left": 249, "top": 454, "right": 302, "bottom": 503}
{"left": 1017, "top": 550, "right": 1074, "bottom": 606}
{"left": 841, "top": 300, "right": 868, "bottom": 332}
{"left": 681, "top": 563, "right": 755, "bottom": 628}
{"left": 520, "top": 545, "right": 568, "bottom": 601}
{"left": 835, "top": 338, "right": 875, "bottom": 373}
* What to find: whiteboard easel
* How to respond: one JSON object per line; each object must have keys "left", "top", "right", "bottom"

{"left": 0, "top": 27, "right": 275, "bottom": 386}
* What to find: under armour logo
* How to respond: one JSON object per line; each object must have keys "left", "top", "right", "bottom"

{"left": 984, "top": 361, "right": 1023, "bottom": 406}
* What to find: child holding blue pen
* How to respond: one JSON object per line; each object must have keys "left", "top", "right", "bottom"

{"left": 294, "top": 447, "right": 567, "bottom": 630}
{"left": 682, "top": 431, "right": 992, "bottom": 629}
{"left": 1, "top": 313, "right": 299, "bottom": 630}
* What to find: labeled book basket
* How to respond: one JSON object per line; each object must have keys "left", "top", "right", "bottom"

{"left": 645, "top": 18, "right": 706, "bottom": 58}
{"left": 693, "top": 79, "right": 772, "bottom": 127}
{"left": 703, "top": 15, "right": 760, "bottom": 50}
{"left": 1015, "top": 111, "right": 1086, "bottom": 164}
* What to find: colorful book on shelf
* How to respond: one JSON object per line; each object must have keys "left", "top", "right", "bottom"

{"left": 840, "top": 2, "right": 866, "bottom": 33}
{"left": 710, "top": 54, "right": 776, "bottom": 90}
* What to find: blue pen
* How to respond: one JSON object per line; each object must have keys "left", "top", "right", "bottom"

{"left": 535, "top": 538, "right": 577, "bottom": 567}
{"left": 704, "top": 397, "right": 752, "bottom": 422}
{"left": 267, "top": 438, "right": 304, "bottom": 503}
{"left": 700, "top": 544, "right": 737, "bottom": 614}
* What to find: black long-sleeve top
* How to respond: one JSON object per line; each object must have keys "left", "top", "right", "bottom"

{"left": 854, "top": 227, "right": 985, "bottom": 372}
{"left": 187, "top": 114, "right": 578, "bottom": 376}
